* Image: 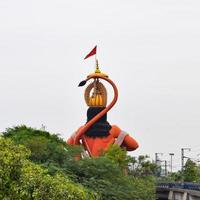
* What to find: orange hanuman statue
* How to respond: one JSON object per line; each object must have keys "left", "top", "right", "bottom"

{"left": 67, "top": 57, "right": 139, "bottom": 157}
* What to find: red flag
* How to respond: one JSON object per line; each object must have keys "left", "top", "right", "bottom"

{"left": 84, "top": 46, "right": 97, "bottom": 59}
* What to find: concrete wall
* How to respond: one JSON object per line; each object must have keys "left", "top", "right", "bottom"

{"left": 156, "top": 187, "right": 200, "bottom": 200}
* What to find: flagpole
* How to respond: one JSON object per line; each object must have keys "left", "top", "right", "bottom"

{"left": 95, "top": 47, "right": 101, "bottom": 73}
{"left": 95, "top": 53, "right": 97, "bottom": 71}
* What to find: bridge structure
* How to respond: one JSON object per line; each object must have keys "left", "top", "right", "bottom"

{"left": 156, "top": 182, "right": 200, "bottom": 200}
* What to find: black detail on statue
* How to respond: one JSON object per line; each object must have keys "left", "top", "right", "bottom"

{"left": 85, "top": 107, "right": 112, "bottom": 138}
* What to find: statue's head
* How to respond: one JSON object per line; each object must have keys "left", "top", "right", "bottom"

{"left": 78, "top": 65, "right": 113, "bottom": 138}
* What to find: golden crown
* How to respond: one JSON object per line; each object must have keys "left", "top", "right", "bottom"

{"left": 84, "top": 60, "right": 108, "bottom": 107}
{"left": 84, "top": 80, "right": 107, "bottom": 107}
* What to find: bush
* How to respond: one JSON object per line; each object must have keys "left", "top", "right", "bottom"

{"left": 0, "top": 138, "right": 99, "bottom": 200}
{"left": 3, "top": 125, "right": 82, "bottom": 175}
{"left": 2, "top": 126, "right": 156, "bottom": 200}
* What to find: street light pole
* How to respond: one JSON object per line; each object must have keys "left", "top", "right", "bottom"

{"left": 169, "top": 153, "right": 174, "bottom": 173}
{"left": 155, "top": 153, "right": 163, "bottom": 165}
{"left": 160, "top": 160, "right": 168, "bottom": 176}
{"left": 155, "top": 153, "right": 163, "bottom": 177}
{"left": 164, "top": 160, "right": 168, "bottom": 176}
{"left": 181, "top": 148, "right": 191, "bottom": 171}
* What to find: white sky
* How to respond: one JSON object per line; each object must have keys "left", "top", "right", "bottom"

{"left": 0, "top": 0, "right": 200, "bottom": 171}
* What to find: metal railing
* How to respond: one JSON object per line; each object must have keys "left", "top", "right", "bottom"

{"left": 157, "top": 182, "right": 200, "bottom": 191}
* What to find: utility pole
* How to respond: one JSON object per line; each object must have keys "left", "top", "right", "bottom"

{"left": 160, "top": 160, "right": 169, "bottom": 176}
{"left": 181, "top": 148, "right": 191, "bottom": 171}
{"left": 164, "top": 160, "right": 168, "bottom": 176}
{"left": 155, "top": 153, "right": 163, "bottom": 165}
{"left": 155, "top": 153, "right": 163, "bottom": 177}
{"left": 169, "top": 153, "right": 174, "bottom": 173}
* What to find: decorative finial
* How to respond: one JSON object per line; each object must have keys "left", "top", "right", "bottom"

{"left": 95, "top": 59, "right": 101, "bottom": 73}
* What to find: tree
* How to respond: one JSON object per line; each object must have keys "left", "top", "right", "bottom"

{"left": 128, "top": 155, "right": 158, "bottom": 177}
{"left": 131, "top": 176, "right": 156, "bottom": 200}
{"left": 0, "top": 138, "right": 30, "bottom": 199}
{"left": 164, "top": 160, "right": 200, "bottom": 183}
{"left": 71, "top": 155, "right": 156, "bottom": 200}
{"left": 3, "top": 125, "right": 82, "bottom": 175}
{"left": 182, "top": 159, "right": 200, "bottom": 182}
{"left": 103, "top": 144, "right": 132, "bottom": 170}
{"left": 2, "top": 126, "right": 156, "bottom": 200}
{"left": 0, "top": 138, "right": 99, "bottom": 200}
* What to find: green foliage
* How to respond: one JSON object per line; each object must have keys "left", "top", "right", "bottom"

{"left": 166, "top": 171, "right": 183, "bottom": 182}
{"left": 65, "top": 147, "right": 156, "bottom": 200}
{"left": 2, "top": 125, "right": 156, "bottom": 200}
{"left": 76, "top": 157, "right": 128, "bottom": 200}
{"left": 165, "top": 159, "right": 200, "bottom": 183}
{"left": 3, "top": 125, "right": 82, "bottom": 175}
{"left": 182, "top": 159, "right": 200, "bottom": 182}
{"left": 19, "top": 162, "right": 98, "bottom": 200}
{"left": 104, "top": 144, "right": 132, "bottom": 170}
{"left": 0, "top": 138, "right": 99, "bottom": 200}
{"left": 0, "top": 138, "right": 30, "bottom": 199}
{"left": 72, "top": 156, "right": 156, "bottom": 200}
{"left": 131, "top": 176, "right": 156, "bottom": 200}
{"left": 128, "top": 155, "right": 158, "bottom": 177}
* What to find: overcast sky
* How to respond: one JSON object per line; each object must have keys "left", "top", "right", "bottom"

{"left": 1, "top": 0, "right": 200, "bottom": 171}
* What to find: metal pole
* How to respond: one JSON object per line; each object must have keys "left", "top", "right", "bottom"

{"left": 155, "top": 153, "right": 163, "bottom": 165}
{"left": 155, "top": 153, "right": 163, "bottom": 177}
{"left": 155, "top": 153, "right": 158, "bottom": 165}
{"left": 169, "top": 153, "right": 174, "bottom": 173}
{"left": 165, "top": 160, "right": 168, "bottom": 176}
{"left": 181, "top": 148, "right": 191, "bottom": 172}
{"left": 181, "top": 148, "right": 184, "bottom": 171}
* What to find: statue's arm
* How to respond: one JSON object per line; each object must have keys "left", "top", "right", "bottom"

{"left": 110, "top": 125, "right": 139, "bottom": 151}
{"left": 66, "top": 127, "right": 83, "bottom": 145}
